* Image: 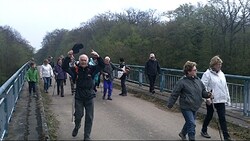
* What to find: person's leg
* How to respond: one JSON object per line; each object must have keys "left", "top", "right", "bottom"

{"left": 32, "top": 82, "right": 36, "bottom": 93}
{"left": 103, "top": 80, "right": 108, "bottom": 99}
{"left": 28, "top": 82, "right": 32, "bottom": 95}
{"left": 216, "top": 103, "right": 231, "bottom": 140}
{"left": 147, "top": 75, "right": 153, "bottom": 92}
{"left": 151, "top": 75, "right": 157, "bottom": 93}
{"left": 46, "top": 77, "right": 50, "bottom": 92}
{"left": 120, "top": 76, "right": 127, "bottom": 95}
{"left": 83, "top": 99, "right": 94, "bottom": 140}
{"left": 72, "top": 98, "right": 84, "bottom": 137}
{"left": 60, "top": 79, "right": 64, "bottom": 97}
{"left": 97, "top": 74, "right": 101, "bottom": 87}
{"left": 201, "top": 104, "right": 214, "bottom": 136}
{"left": 70, "top": 77, "right": 75, "bottom": 95}
{"left": 56, "top": 79, "right": 60, "bottom": 95}
{"left": 181, "top": 109, "right": 196, "bottom": 141}
{"left": 107, "top": 81, "right": 113, "bottom": 100}
{"left": 43, "top": 77, "right": 49, "bottom": 92}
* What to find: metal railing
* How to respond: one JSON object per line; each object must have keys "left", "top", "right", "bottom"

{"left": 113, "top": 64, "right": 250, "bottom": 116}
{"left": 0, "top": 62, "right": 28, "bottom": 141}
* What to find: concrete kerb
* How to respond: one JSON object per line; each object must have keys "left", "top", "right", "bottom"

{"left": 113, "top": 79, "right": 250, "bottom": 130}
{"left": 37, "top": 85, "right": 50, "bottom": 141}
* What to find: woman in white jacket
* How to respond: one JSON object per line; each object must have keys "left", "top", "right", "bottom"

{"left": 200, "top": 55, "right": 231, "bottom": 141}
{"left": 40, "top": 59, "right": 53, "bottom": 93}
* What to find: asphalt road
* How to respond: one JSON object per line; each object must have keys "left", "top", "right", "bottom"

{"left": 50, "top": 79, "right": 222, "bottom": 140}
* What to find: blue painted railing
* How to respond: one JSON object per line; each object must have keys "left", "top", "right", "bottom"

{"left": 113, "top": 64, "right": 250, "bottom": 117}
{"left": 0, "top": 62, "right": 28, "bottom": 140}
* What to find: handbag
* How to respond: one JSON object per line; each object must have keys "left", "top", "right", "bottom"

{"left": 117, "top": 66, "right": 125, "bottom": 79}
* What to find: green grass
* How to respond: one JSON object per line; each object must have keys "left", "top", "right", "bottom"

{"left": 39, "top": 83, "right": 59, "bottom": 140}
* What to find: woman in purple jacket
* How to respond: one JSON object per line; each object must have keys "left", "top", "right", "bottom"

{"left": 54, "top": 58, "right": 67, "bottom": 97}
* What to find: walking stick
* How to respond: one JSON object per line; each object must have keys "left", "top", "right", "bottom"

{"left": 211, "top": 98, "right": 223, "bottom": 141}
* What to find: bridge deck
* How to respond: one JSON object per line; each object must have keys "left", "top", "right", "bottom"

{"left": 5, "top": 78, "right": 227, "bottom": 140}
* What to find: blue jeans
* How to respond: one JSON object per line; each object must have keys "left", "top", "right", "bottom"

{"left": 181, "top": 109, "right": 196, "bottom": 140}
{"left": 43, "top": 77, "right": 50, "bottom": 91}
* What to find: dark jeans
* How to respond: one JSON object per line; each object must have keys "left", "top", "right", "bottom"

{"left": 74, "top": 98, "right": 94, "bottom": 139}
{"left": 56, "top": 79, "right": 64, "bottom": 96}
{"left": 70, "top": 77, "right": 75, "bottom": 94}
{"left": 181, "top": 109, "right": 196, "bottom": 141}
{"left": 202, "top": 103, "right": 230, "bottom": 139}
{"left": 120, "top": 75, "right": 127, "bottom": 94}
{"left": 28, "top": 81, "right": 36, "bottom": 94}
{"left": 147, "top": 74, "right": 156, "bottom": 92}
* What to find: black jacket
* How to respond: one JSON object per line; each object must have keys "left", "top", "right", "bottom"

{"left": 145, "top": 59, "right": 161, "bottom": 75}
{"left": 63, "top": 57, "right": 104, "bottom": 100}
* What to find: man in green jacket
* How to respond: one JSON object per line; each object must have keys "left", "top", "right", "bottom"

{"left": 25, "top": 62, "right": 39, "bottom": 96}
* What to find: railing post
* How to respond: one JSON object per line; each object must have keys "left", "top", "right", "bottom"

{"left": 139, "top": 69, "right": 143, "bottom": 86}
{"left": 160, "top": 72, "right": 165, "bottom": 92}
{"left": 4, "top": 96, "right": 8, "bottom": 137}
{"left": 243, "top": 80, "right": 250, "bottom": 116}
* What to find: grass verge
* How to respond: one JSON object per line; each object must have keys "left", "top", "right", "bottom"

{"left": 39, "top": 87, "right": 59, "bottom": 140}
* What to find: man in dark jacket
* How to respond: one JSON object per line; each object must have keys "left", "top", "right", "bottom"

{"left": 62, "top": 49, "right": 104, "bottom": 140}
{"left": 144, "top": 53, "right": 161, "bottom": 94}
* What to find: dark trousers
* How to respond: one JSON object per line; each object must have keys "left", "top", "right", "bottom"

{"left": 56, "top": 79, "right": 64, "bottom": 96}
{"left": 201, "top": 103, "right": 230, "bottom": 139}
{"left": 28, "top": 81, "right": 36, "bottom": 94}
{"left": 120, "top": 75, "right": 127, "bottom": 94}
{"left": 74, "top": 98, "right": 94, "bottom": 139}
{"left": 147, "top": 74, "right": 156, "bottom": 92}
{"left": 70, "top": 77, "right": 75, "bottom": 94}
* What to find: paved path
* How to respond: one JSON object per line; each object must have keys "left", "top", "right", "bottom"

{"left": 49, "top": 79, "right": 222, "bottom": 140}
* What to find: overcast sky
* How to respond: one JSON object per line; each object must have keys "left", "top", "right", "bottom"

{"left": 0, "top": 0, "right": 207, "bottom": 51}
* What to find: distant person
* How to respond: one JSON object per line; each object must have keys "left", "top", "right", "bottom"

{"left": 40, "top": 59, "right": 53, "bottom": 93}
{"left": 102, "top": 56, "right": 124, "bottom": 100}
{"left": 48, "top": 56, "right": 54, "bottom": 86}
{"left": 144, "top": 53, "right": 161, "bottom": 94}
{"left": 62, "top": 47, "right": 105, "bottom": 140}
{"left": 89, "top": 55, "right": 102, "bottom": 93}
{"left": 200, "top": 55, "right": 232, "bottom": 141}
{"left": 54, "top": 58, "right": 67, "bottom": 97}
{"left": 25, "top": 62, "right": 39, "bottom": 97}
{"left": 118, "top": 58, "right": 130, "bottom": 96}
{"left": 167, "top": 61, "right": 212, "bottom": 141}
{"left": 27, "top": 57, "right": 35, "bottom": 70}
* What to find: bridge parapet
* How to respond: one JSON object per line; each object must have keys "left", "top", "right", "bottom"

{"left": 0, "top": 62, "right": 28, "bottom": 141}
{"left": 113, "top": 64, "right": 250, "bottom": 117}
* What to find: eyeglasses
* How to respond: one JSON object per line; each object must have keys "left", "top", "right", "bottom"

{"left": 191, "top": 69, "right": 197, "bottom": 72}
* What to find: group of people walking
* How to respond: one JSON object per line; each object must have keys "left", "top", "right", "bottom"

{"left": 25, "top": 43, "right": 232, "bottom": 141}
{"left": 167, "top": 56, "right": 232, "bottom": 141}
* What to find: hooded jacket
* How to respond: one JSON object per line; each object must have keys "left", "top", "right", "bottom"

{"left": 201, "top": 69, "right": 231, "bottom": 105}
